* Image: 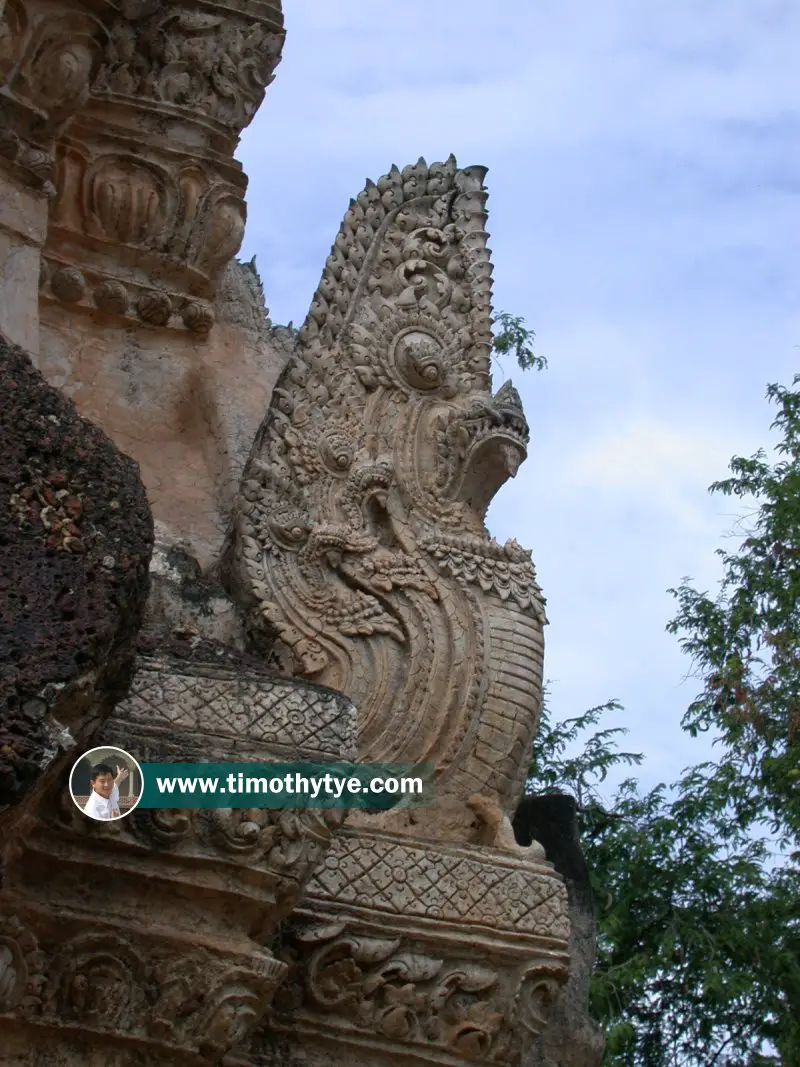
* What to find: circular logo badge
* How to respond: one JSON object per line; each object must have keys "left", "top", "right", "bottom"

{"left": 69, "top": 746, "right": 144, "bottom": 821}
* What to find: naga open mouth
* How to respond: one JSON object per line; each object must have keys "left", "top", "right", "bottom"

{"left": 435, "top": 381, "right": 529, "bottom": 516}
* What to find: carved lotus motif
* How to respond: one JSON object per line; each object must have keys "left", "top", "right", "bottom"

{"left": 51, "top": 267, "right": 86, "bottom": 303}
{"left": 88, "top": 159, "right": 169, "bottom": 245}
{"left": 182, "top": 301, "right": 215, "bottom": 334}
{"left": 137, "top": 289, "right": 172, "bottom": 326}
{"left": 94, "top": 8, "right": 284, "bottom": 131}
{"left": 197, "top": 196, "right": 246, "bottom": 273}
{"left": 13, "top": 13, "right": 103, "bottom": 127}
{"left": 31, "top": 40, "right": 93, "bottom": 112}
{"left": 93, "top": 279, "right": 129, "bottom": 315}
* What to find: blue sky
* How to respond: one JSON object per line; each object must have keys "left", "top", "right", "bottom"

{"left": 238, "top": 0, "right": 800, "bottom": 793}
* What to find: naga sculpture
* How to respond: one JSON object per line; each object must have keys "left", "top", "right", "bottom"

{"left": 234, "top": 156, "right": 546, "bottom": 828}
{"left": 231, "top": 158, "right": 572, "bottom": 1067}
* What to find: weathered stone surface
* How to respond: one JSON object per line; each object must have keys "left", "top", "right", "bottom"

{"left": 34, "top": 260, "right": 290, "bottom": 568}
{"left": 246, "top": 826, "right": 570, "bottom": 1067}
{"left": 222, "top": 159, "right": 571, "bottom": 1067}
{"left": 143, "top": 529, "right": 250, "bottom": 650}
{"left": 110, "top": 642, "right": 358, "bottom": 766}
{"left": 0, "top": 173, "right": 48, "bottom": 352}
{"left": 8, "top": 0, "right": 287, "bottom": 332}
{"left": 0, "top": 2, "right": 601, "bottom": 1061}
{"left": 0, "top": 636, "right": 357, "bottom": 1065}
{"left": 0, "top": 0, "right": 99, "bottom": 198}
{"left": 514, "top": 796, "right": 605, "bottom": 1067}
{"left": 0, "top": 334, "right": 152, "bottom": 824}
{"left": 231, "top": 157, "right": 546, "bottom": 840}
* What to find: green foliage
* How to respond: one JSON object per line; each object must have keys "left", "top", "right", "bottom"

{"left": 529, "top": 705, "right": 800, "bottom": 1065}
{"left": 492, "top": 312, "right": 546, "bottom": 372}
{"left": 528, "top": 376, "right": 800, "bottom": 1065}
{"left": 667, "top": 376, "right": 800, "bottom": 848}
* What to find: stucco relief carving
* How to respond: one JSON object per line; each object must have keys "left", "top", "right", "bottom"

{"left": 0, "top": 909, "right": 287, "bottom": 1061}
{"left": 302, "top": 830, "right": 567, "bottom": 935}
{"left": 108, "top": 652, "right": 358, "bottom": 763}
{"left": 253, "top": 829, "right": 570, "bottom": 1066}
{"left": 271, "top": 928, "right": 566, "bottom": 1065}
{"left": 0, "top": 645, "right": 354, "bottom": 1063}
{"left": 94, "top": 8, "right": 283, "bottom": 132}
{"left": 0, "top": 916, "right": 45, "bottom": 1015}
{"left": 233, "top": 158, "right": 546, "bottom": 822}
{"left": 0, "top": 0, "right": 106, "bottom": 194}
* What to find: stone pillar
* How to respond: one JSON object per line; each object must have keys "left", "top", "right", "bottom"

{"left": 0, "top": 0, "right": 108, "bottom": 351}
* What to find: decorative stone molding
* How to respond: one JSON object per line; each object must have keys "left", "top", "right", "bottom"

{"left": 0, "top": 906, "right": 287, "bottom": 1064}
{"left": 0, "top": 649, "right": 355, "bottom": 1063}
{"left": 1, "top": 0, "right": 285, "bottom": 345}
{"left": 107, "top": 650, "right": 358, "bottom": 765}
{"left": 246, "top": 827, "right": 570, "bottom": 1067}
{"left": 303, "top": 829, "right": 567, "bottom": 936}
{"left": 0, "top": 0, "right": 285, "bottom": 330}
{"left": 232, "top": 158, "right": 546, "bottom": 821}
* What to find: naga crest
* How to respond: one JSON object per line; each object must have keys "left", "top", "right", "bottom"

{"left": 234, "top": 157, "right": 546, "bottom": 813}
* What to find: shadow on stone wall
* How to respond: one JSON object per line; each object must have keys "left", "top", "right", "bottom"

{"left": 514, "top": 795, "right": 605, "bottom": 1067}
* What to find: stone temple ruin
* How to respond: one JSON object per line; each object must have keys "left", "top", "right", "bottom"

{"left": 0, "top": 2, "right": 604, "bottom": 1065}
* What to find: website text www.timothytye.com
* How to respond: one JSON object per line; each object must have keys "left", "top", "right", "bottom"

{"left": 136, "top": 763, "right": 434, "bottom": 809}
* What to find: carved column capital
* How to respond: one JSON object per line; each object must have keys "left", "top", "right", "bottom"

{"left": 39, "top": 0, "right": 285, "bottom": 332}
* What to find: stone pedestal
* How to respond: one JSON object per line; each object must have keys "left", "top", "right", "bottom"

{"left": 248, "top": 827, "right": 570, "bottom": 1067}
{"left": 0, "top": 653, "right": 357, "bottom": 1066}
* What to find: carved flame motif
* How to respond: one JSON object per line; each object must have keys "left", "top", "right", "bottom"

{"left": 235, "top": 157, "right": 546, "bottom": 813}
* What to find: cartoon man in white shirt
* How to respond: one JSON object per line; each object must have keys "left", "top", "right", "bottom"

{"left": 82, "top": 762, "right": 129, "bottom": 820}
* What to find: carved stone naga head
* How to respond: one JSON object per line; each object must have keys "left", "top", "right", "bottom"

{"left": 233, "top": 157, "right": 546, "bottom": 826}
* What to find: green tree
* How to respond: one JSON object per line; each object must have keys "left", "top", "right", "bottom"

{"left": 492, "top": 312, "right": 545, "bottom": 372}
{"left": 529, "top": 702, "right": 800, "bottom": 1066}
{"left": 668, "top": 376, "right": 800, "bottom": 848}
{"left": 528, "top": 376, "right": 800, "bottom": 1064}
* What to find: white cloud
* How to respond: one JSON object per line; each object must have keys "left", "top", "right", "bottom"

{"left": 559, "top": 417, "right": 748, "bottom": 530}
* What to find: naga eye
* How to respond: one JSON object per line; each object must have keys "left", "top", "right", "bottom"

{"left": 320, "top": 432, "right": 354, "bottom": 476}
{"left": 394, "top": 331, "right": 445, "bottom": 392}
